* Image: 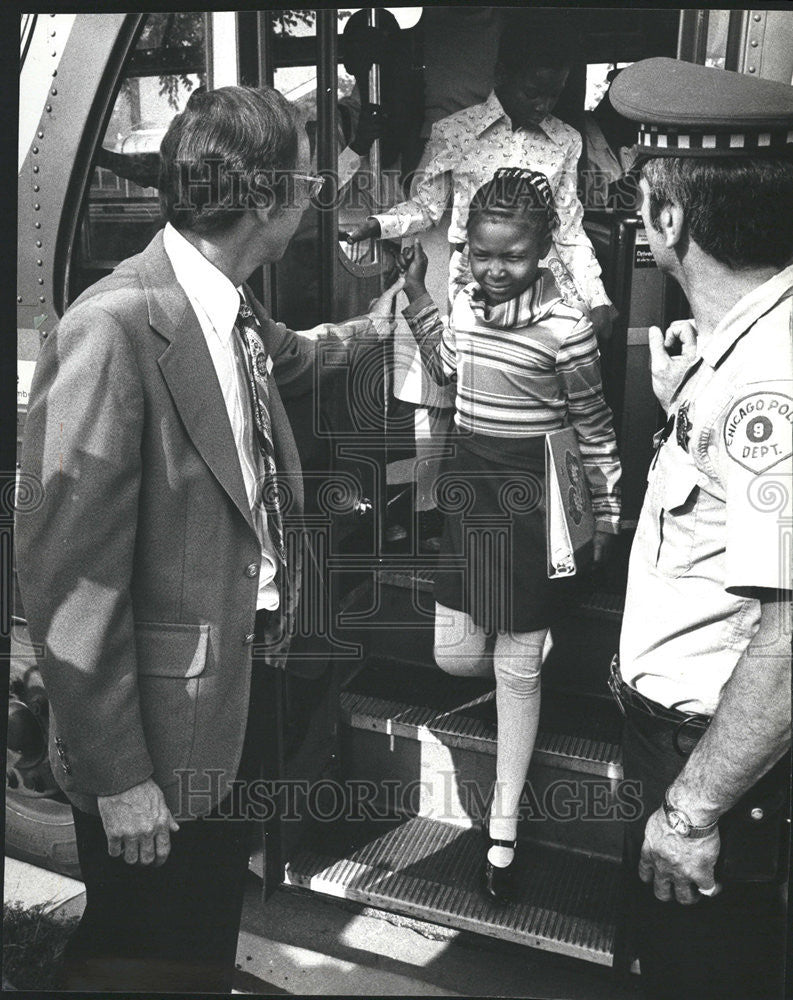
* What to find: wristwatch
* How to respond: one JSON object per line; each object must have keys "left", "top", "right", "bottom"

{"left": 662, "top": 792, "right": 719, "bottom": 839}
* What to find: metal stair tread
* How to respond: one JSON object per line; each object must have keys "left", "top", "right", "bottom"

{"left": 284, "top": 815, "right": 619, "bottom": 965}
{"left": 340, "top": 689, "right": 623, "bottom": 777}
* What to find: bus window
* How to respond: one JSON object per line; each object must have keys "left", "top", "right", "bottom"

{"left": 69, "top": 13, "right": 208, "bottom": 302}
{"left": 267, "top": 8, "right": 372, "bottom": 330}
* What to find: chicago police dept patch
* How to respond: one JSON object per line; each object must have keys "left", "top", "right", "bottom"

{"left": 723, "top": 392, "right": 793, "bottom": 474}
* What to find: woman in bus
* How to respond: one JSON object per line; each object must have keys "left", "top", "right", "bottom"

{"left": 397, "top": 169, "right": 621, "bottom": 900}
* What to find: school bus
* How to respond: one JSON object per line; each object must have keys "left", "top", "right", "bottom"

{"left": 10, "top": 6, "right": 793, "bottom": 982}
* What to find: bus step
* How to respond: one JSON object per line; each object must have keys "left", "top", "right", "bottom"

{"left": 284, "top": 815, "right": 620, "bottom": 967}
{"left": 340, "top": 689, "right": 622, "bottom": 779}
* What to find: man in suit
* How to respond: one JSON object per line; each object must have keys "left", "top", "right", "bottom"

{"left": 16, "top": 85, "right": 400, "bottom": 992}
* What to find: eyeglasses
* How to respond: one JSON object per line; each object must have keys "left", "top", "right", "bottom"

{"left": 292, "top": 172, "right": 325, "bottom": 199}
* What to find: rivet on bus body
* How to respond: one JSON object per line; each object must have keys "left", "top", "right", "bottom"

{"left": 753, "top": 12, "right": 762, "bottom": 20}
{"left": 748, "top": 67, "right": 756, "bottom": 73}
{"left": 39, "top": 296, "right": 46, "bottom": 303}
{"left": 750, "top": 807, "right": 764, "bottom": 821}
{"left": 37, "top": 131, "right": 44, "bottom": 139}
{"left": 52, "top": 69, "right": 58, "bottom": 77}
{"left": 35, "top": 222, "right": 41, "bottom": 229}
{"left": 33, "top": 185, "right": 40, "bottom": 192}
{"left": 32, "top": 146, "right": 39, "bottom": 154}
{"left": 46, "top": 105, "right": 52, "bottom": 113}
{"left": 17, "top": 296, "right": 22, "bottom": 303}
{"left": 52, "top": 88, "right": 58, "bottom": 96}
{"left": 34, "top": 204, "right": 40, "bottom": 211}
{"left": 751, "top": 40, "right": 758, "bottom": 47}
{"left": 37, "top": 260, "right": 43, "bottom": 266}
{"left": 33, "top": 164, "right": 39, "bottom": 172}
{"left": 38, "top": 278, "right": 44, "bottom": 285}
{"left": 36, "top": 241, "right": 42, "bottom": 248}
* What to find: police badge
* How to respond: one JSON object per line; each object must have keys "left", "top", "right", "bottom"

{"left": 676, "top": 401, "right": 692, "bottom": 451}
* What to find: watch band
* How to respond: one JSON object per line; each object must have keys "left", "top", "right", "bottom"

{"left": 662, "top": 793, "right": 719, "bottom": 839}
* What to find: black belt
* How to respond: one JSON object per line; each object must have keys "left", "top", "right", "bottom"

{"left": 609, "top": 656, "right": 710, "bottom": 754}
{"left": 254, "top": 606, "right": 282, "bottom": 641}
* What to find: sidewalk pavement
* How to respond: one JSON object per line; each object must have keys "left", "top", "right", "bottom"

{"left": 3, "top": 857, "right": 641, "bottom": 997}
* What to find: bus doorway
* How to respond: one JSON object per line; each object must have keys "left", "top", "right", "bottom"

{"left": 11, "top": 5, "right": 793, "bottom": 984}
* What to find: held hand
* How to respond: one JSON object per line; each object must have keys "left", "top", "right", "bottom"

{"left": 590, "top": 304, "right": 614, "bottom": 345}
{"left": 592, "top": 529, "right": 614, "bottom": 565}
{"left": 638, "top": 807, "right": 722, "bottom": 905}
{"left": 98, "top": 777, "right": 180, "bottom": 867}
{"left": 367, "top": 276, "right": 405, "bottom": 341}
{"left": 648, "top": 319, "right": 698, "bottom": 412}
{"left": 397, "top": 239, "right": 429, "bottom": 301}
{"left": 345, "top": 218, "right": 381, "bottom": 244}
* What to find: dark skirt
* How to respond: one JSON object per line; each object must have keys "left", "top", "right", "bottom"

{"left": 433, "top": 431, "right": 577, "bottom": 634}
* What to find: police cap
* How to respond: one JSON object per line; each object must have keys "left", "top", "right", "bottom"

{"left": 609, "top": 57, "right": 793, "bottom": 158}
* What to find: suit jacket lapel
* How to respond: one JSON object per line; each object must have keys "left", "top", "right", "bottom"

{"left": 139, "top": 232, "right": 256, "bottom": 535}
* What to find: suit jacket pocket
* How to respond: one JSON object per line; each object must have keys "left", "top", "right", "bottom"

{"left": 135, "top": 621, "right": 210, "bottom": 787}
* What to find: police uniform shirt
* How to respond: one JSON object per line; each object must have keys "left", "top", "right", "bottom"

{"left": 619, "top": 265, "right": 793, "bottom": 715}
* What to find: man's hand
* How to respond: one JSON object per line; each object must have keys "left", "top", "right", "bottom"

{"left": 648, "top": 319, "right": 698, "bottom": 411}
{"left": 397, "top": 239, "right": 429, "bottom": 303}
{"left": 345, "top": 218, "right": 381, "bottom": 244}
{"left": 590, "top": 304, "right": 614, "bottom": 345}
{"left": 638, "top": 807, "right": 722, "bottom": 905}
{"left": 593, "top": 529, "right": 614, "bottom": 565}
{"left": 366, "top": 276, "right": 405, "bottom": 341}
{"left": 98, "top": 777, "right": 180, "bottom": 867}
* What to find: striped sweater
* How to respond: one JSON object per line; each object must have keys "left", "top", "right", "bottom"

{"left": 402, "top": 270, "right": 622, "bottom": 530}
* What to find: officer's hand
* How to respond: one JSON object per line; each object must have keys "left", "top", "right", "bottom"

{"left": 367, "top": 276, "right": 405, "bottom": 341}
{"left": 648, "top": 319, "right": 698, "bottom": 412}
{"left": 345, "top": 218, "right": 381, "bottom": 244}
{"left": 590, "top": 304, "right": 614, "bottom": 346}
{"left": 638, "top": 807, "right": 722, "bottom": 905}
{"left": 98, "top": 778, "right": 180, "bottom": 867}
{"left": 593, "top": 529, "right": 614, "bottom": 565}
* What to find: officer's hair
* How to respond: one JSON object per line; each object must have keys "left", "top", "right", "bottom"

{"left": 159, "top": 85, "right": 300, "bottom": 236}
{"left": 643, "top": 157, "right": 793, "bottom": 269}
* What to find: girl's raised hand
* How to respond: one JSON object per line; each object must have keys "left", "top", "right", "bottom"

{"left": 397, "top": 239, "right": 429, "bottom": 302}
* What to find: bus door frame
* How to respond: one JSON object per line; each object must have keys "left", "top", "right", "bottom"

{"left": 254, "top": 9, "right": 340, "bottom": 322}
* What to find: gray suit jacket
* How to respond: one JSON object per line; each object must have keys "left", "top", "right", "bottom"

{"left": 16, "top": 230, "right": 332, "bottom": 819}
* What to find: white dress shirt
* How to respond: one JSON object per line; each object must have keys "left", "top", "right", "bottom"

{"left": 163, "top": 223, "right": 279, "bottom": 610}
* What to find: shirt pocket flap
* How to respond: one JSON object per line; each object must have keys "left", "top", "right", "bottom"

{"left": 660, "top": 462, "right": 700, "bottom": 513}
{"left": 135, "top": 621, "right": 210, "bottom": 679}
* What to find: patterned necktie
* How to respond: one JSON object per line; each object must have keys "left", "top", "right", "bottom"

{"left": 234, "top": 295, "right": 286, "bottom": 567}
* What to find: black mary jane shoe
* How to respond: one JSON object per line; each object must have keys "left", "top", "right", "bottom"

{"left": 482, "top": 834, "right": 518, "bottom": 903}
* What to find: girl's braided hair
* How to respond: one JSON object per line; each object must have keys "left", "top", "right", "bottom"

{"left": 468, "top": 168, "right": 559, "bottom": 239}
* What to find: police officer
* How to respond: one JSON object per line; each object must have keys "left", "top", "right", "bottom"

{"left": 608, "top": 58, "right": 793, "bottom": 1000}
